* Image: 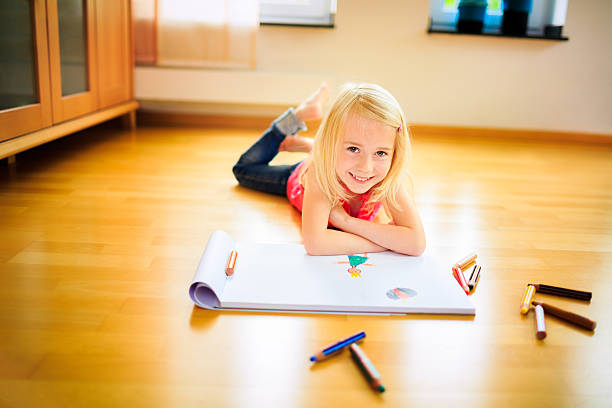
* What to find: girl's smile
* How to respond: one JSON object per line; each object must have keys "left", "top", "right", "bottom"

{"left": 336, "top": 113, "right": 396, "bottom": 194}
{"left": 349, "top": 172, "right": 374, "bottom": 183}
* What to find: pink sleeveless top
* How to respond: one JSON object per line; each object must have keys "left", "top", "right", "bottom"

{"left": 286, "top": 161, "right": 383, "bottom": 222}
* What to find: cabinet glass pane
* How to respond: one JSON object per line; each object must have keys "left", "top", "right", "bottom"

{"left": 0, "top": 1, "right": 38, "bottom": 111}
{"left": 58, "top": 0, "right": 89, "bottom": 96}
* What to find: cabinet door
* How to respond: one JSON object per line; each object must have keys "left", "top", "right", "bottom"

{"left": 96, "top": 0, "right": 133, "bottom": 108}
{"left": 0, "top": 0, "right": 53, "bottom": 142}
{"left": 47, "top": 0, "right": 98, "bottom": 123}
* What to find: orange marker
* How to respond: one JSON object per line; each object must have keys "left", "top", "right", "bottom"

{"left": 225, "top": 250, "right": 237, "bottom": 276}
{"left": 520, "top": 284, "right": 535, "bottom": 314}
{"left": 454, "top": 253, "right": 477, "bottom": 271}
{"left": 452, "top": 266, "right": 470, "bottom": 295}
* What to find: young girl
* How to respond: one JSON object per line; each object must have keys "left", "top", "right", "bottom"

{"left": 232, "top": 83, "right": 425, "bottom": 256}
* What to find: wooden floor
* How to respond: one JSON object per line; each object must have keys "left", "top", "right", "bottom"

{"left": 1, "top": 122, "right": 611, "bottom": 407}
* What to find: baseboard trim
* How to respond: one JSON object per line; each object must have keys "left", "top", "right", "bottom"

{"left": 410, "top": 124, "right": 612, "bottom": 144}
{"left": 136, "top": 110, "right": 612, "bottom": 144}
{"left": 138, "top": 110, "right": 279, "bottom": 130}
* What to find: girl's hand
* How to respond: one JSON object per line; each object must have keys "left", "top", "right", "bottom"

{"left": 329, "top": 205, "right": 349, "bottom": 229}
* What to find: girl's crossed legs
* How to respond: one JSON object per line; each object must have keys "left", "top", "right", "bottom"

{"left": 232, "top": 84, "right": 328, "bottom": 196}
{"left": 231, "top": 119, "right": 301, "bottom": 196}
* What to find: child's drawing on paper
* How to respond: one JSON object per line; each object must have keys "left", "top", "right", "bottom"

{"left": 386, "top": 287, "right": 417, "bottom": 300}
{"left": 336, "top": 254, "right": 374, "bottom": 277}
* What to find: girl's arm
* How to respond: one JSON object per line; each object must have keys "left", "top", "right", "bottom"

{"left": 329, "top": 185, "right": 426, "bottom": 256}
{"left": 301, "top": 169, "right": 386, "bottom": 256}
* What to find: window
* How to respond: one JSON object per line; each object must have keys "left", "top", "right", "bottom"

{"left": 430, "top": 0, "right": 503, "bottom": 30}
{"left": 428, "top": 0, "right": 569, "bottom": 40}
{"left": 259, "top": 0, "right": 336, "bottom": 27}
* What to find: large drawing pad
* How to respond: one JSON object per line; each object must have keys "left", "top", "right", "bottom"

{"left": 189, "top": 230, "right": 475, "bottom": 315}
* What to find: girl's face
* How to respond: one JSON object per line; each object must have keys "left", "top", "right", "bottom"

{"left": 335, "top": 113, "right": 396, "bottom": 195}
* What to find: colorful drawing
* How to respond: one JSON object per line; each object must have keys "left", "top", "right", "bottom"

{"left": 336, "top": 254, "right": 374, "bottom": 277}
{"left": 386, "top": 287, "right": 418, "bottom": 300}
{"left": 348, "top": 255, "right": 368, "bottom": 267}
{"left": 347, "top": 266, "right": 362, "bottom": 277}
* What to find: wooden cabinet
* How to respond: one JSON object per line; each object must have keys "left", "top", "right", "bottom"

{"left": 47, "top": 0, "right": 99, "bottom": 123}
{"left": 96, "top": 0, "right": 133, "bottom": 109}
{"left": 0, "top": 0, "right": 53, "bottom": 141}
{"left": 0, "top": 0, "right": 138, "bottom": 159}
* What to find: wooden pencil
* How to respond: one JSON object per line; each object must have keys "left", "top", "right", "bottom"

{"left": 530, "top": 284, "right": 592, "bottom": 301}
{"left": 532, "top": 301, "right": 596, "bottom": 331}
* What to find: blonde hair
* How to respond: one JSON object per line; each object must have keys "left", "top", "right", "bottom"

{"left": 311, "top": 83, "right": 411, "bottom": 211}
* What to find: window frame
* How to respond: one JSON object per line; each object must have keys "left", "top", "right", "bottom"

{"left": 259, "top": 0, "right": 336, "bottom": 28}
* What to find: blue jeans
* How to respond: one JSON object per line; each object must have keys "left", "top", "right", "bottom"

{"left": 232, "top": 123, "right": 302, "bottom": 196}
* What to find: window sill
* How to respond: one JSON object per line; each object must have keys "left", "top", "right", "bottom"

{"left": 259, "top": 14, "right": 335, "bottom": 29}
{"left": 260, "top": 22, "right": 334, "bottom": 28}
{"left": 428, "top": 23, "right": 568, "bottom": 41}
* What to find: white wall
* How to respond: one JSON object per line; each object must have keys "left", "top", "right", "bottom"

{"left": 135, "top": 0, "right": 612, "bottom": 135}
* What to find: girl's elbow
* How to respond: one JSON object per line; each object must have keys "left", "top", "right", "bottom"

{"left": 415, "top": 236, "right": 427, "bottom": 256}
{"left": 305, "top": 245, "right": 326, "bottom": 256}
{"left": 412, "top": 241, "right": 426, "bottom": 256}
{"left": 304, "top": 242, "right": 317, "bottom": 256}
{"left": 404, "top": 236, "right": 426, "bottom": 256}
{"left": 303, "top": 236, "right": 323, "bottom": 256}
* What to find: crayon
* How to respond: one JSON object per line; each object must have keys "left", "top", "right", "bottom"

{"left": 349, "top": 343, "right": 385, "bottom": 393}
{"left": 532, "top": 301, "right": 596, "bottom": 331}
{"left": 310, "top": 331, "right": 366, "bottom": 362}
{"left": 529, "top": 284, "right": 592, "bottom": 301}
{"left": 520, "top": 284, "right": 535, "bottom": 314}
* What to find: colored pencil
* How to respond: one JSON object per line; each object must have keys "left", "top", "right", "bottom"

{"left": 534, "top": 304, "right": 547, "bottom": 340}
{"left": 225, "top": 250, "right": 238, "bottom": 276}
{"left": 530, "top": 283, "right": 592, "bottom": 301}
{"left": 520, "top": 284, "right": 536, "bottom": 314}
{"left": 454, "top": 252, "right": 478, "bottom": 271}
{"left": 349, "top": 343, "right": 385, "bottom": 393}
{"left": 452, "top": 266, "right": 470, "bottom": 295}
{"left": 310, "top": 331, "right": 366, "bottom": 362}
{"left": 532, "top": 301, "right": 596, "bottom": 331}
{"left": 468, "top": 265, "right": 481, "bottom": 291}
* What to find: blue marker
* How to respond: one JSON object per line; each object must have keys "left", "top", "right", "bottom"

{"left": 310, "top": 331, "right": 366, "bottom": 362}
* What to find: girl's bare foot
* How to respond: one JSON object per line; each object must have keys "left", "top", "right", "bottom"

{"left": 295, "top": 83, "right": 330, "bottom": 123}
{"left": 279, "top": 135, "right": 314, "bottom": 153}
